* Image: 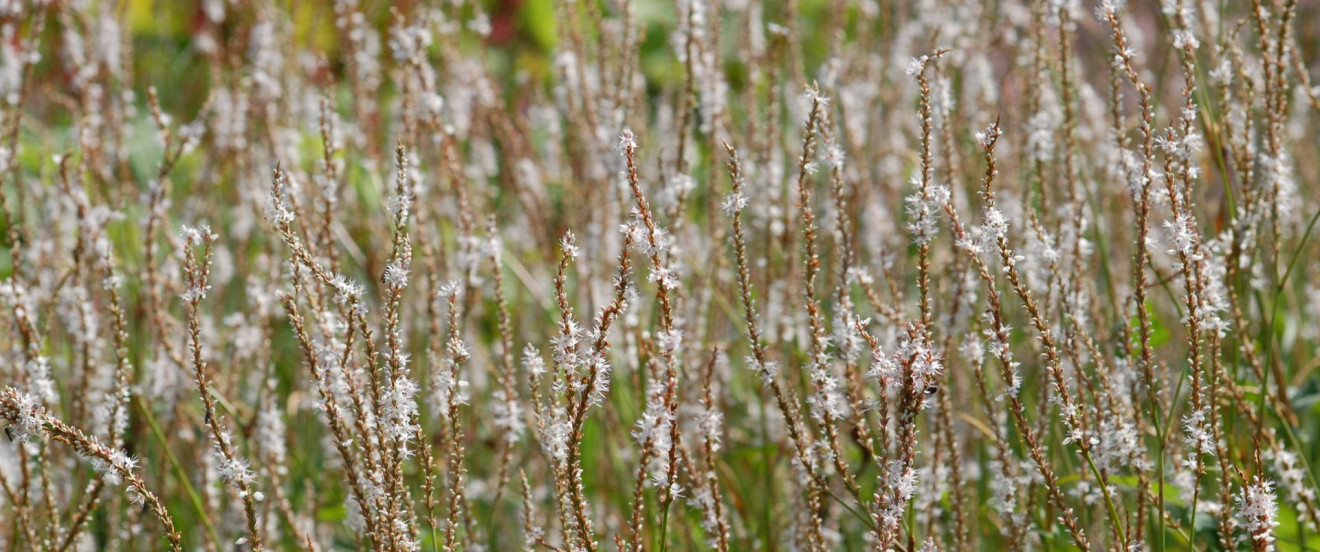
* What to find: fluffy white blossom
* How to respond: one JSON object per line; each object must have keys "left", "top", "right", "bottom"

{"left": 905, "top": 56, "right": 928, "bottom": 79}
{"left": 1236, "top": 478, "right": 1280, "bottom": 551}
{"left": 721, "top": 191, "right": 748, "bottom": 216}
{"left": 5, "top": 389, "right": 45, "bottom": 441}
{"left": 90, "top": 450, "right": 137, "bottom": 487}
{"left": 383, "top": 261, "right": 410, "bottom": 289}
{"left": 1172, "top": 29, "right": 1199, "bottom": 49}
{"left": 617, "top": 128, "right": 637, "bottom": 153}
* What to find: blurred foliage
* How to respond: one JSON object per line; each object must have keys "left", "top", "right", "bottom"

{"left": 80, "top": 0, "right": 858, "bottom": 116}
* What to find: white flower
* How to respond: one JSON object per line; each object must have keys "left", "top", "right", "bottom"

{"left": 905, "top": 182, "right": 947, "bottom": 245}
{"left": 697, "top": 408, "right": 723, "bottom": 452}
{"left": 331, "top": 275, "right": 364, "bottom": 305}
{"left": 637, "top": 225, "right": 674, "bottom": 256}
{"left": 180, "top": 225, "right": 203, "bottom": 245}
{"left": 560, "top": 233, "right": 580, "bottom": 260}
{"left": 747, "top": 357, "right": 779, "bottom": 384}
{"left": 656, "top": 328, "right": 683, "bottom": 353}
{"left": 23, "top": 357, "right": 57, "bottom": 405}
{"left": 1172, "top": 29, "right": 1199, "bottom": 49}
{"left": 1209, "top": 58, "right": 1233, "bottom": 86}
{"left": 383, "top": 262, "right": 409, "bottom": 288}
{"left": 382, "top": 375, "right": 421, "bottom": 443}
{"left": 214, "top": 449, "right": 255, "bottom": 487}
{"left": 491, "top": 388, "right": 525, "bottom": 444}
{"left": 801, "top": 86, "right": 829, "bottom": 109}
{"left": 1236, "top": 478, "right": 1280, "bottom": 551}
{"left": 387, "top": 193, "right": 412, "bottom": 222}
{"left": 522, "top": 345, "right": 546, "bottom": 378}
{"left": 1181, "top": 407, "right": 1213, "bottom": 457}
{"left": 905, "top": 56, "right": 928, "bottom": 79}
{"left": 619, "top": 221, "right": 647, "bottom": 246}
{"left": 541, "top": 420, "right": 571, "bottom": 462}
{"left": 265, "top": 173, "right": 297, "bottom": 226}
{"left": 721, "top": 191, "right": 748, "bottom": 216}
{"left": 180, "top": 224, "right": 216, "bottom": 246}
{"left": 984, "top": 207, "right": 1010, "bottom": 240}
{"left": 1096, "top": 0, "right": 1125, "bottom": 18}
{"left": 824, "top": 144, "right": 845, "bottom": 171}
{"left": 437, "top": 280, "right": 462, "bottom": 299}
{"left": 974, "top": 122, "right": 1000, "bottom": 149}
{"left": 1163, "top": 214, "right": 1197, "bottom": 257}
{"left": 91, "top": 450, "right": 137, "bottom": 486}
{"left": 649, "top": 266, "right": 681, "bottom": 291}
{"left": 617, "top": 128, "right": 637, "bottom": 154}
{"left": 179, "top": 284, "right": 211, "bottom": 303}
{"left": 6, "top": 389, "right": 45, "bottom": 440}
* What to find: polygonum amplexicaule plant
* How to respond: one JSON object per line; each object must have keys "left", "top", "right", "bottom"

{"left": 0, "top": 0, "right": 1316, "bottom": 550}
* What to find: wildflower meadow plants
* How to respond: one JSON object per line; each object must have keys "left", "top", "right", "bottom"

{"left": 1, "top": 0, "right": 1320, "bottom": 550}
